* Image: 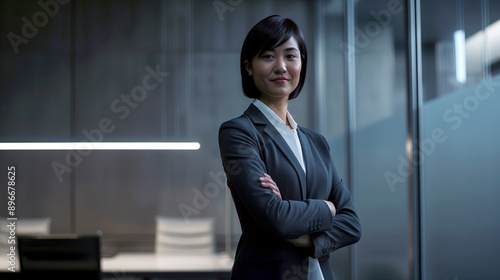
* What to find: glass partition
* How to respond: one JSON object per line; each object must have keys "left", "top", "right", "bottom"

{"left": 420, "top": 0, "right": 500, "bottom": 278}
{"left": 315, "top": 0, "right": 349, "bottom": 278}
{"left": 352, "top": 0, "right": 410, "bottom": 279}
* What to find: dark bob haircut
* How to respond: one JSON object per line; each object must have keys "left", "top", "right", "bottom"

{"left": 240, "top": 15, "right": 307, "bottom": 100}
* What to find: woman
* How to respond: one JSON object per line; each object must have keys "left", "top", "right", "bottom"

{"left": 218, "top": 15, "right": 361, "bottom": 280}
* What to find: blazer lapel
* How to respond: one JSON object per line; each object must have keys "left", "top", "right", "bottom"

{"left": 298, "top": 128, "right": 315, "bottom": 198}
{"left": 244, "top": 104, "right": 307, "bottom": 199}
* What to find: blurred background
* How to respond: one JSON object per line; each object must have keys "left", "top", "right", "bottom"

{"left": 1, "top": 0, "right": 499, "bottom": 279}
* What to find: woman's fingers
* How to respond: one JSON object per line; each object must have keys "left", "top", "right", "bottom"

{"left": 259, "top": 174, "right": 282, "bottom": 199}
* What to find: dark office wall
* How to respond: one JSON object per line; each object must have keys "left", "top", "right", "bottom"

{"left": 0, "top": 0, "right": 72, "bottom": 140}
{"left": 0, "top": 0, "right": 74, "bottom": 235}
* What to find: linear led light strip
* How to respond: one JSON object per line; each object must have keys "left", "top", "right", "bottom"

{"left": 0, "top": 142, "right": 200, "bottom": 150}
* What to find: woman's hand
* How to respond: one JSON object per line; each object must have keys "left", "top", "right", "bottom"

{"left": 324, "top": 200, "right": 336, "bottom": 217}
{"left": 259, "top": 173, "right": 282, "bottom": 199}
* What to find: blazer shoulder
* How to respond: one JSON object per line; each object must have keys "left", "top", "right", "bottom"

{"left": 218, "top": 114, "right": 262, "bottom": 145}
{"left": 219, "top": 103, "right": 266, "bottom": 131}
{"left": 219, "top": 113, "right": 253, "bottom": 132}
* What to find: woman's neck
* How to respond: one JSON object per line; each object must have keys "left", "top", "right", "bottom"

{"left": 258, "top": 97, "right": 289, "bottom": 124}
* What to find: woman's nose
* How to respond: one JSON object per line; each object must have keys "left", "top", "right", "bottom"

{"left": 273, "top": 57, "right": 287, "bottom": 73}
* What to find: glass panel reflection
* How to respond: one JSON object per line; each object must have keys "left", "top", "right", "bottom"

{"left": 421, "top": 0, "right": 500, "bottom": 278}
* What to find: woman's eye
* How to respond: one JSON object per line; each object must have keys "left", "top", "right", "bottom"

{"left": 262, "top": 54, "right": 273, "bottom": 59}
{"left": 287, "top": 54, "right": 297, "bottom": 59}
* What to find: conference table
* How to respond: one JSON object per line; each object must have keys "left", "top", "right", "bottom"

{"left": 101, "top": 252, "right": 233, "bottom": 279}
{"left": 0, "top": 252, "right": 233, "bottom": 279}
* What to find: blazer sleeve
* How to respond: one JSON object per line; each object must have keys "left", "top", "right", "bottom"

{"left": 310, "top": 136, "right": 362, "bottom": 259}
{"left": 219, "top": 119, "right": 333, "bottom": 239}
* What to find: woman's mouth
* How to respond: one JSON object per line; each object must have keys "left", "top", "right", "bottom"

{"left": 271, "top": 77, "right": 289, "bottom": 83}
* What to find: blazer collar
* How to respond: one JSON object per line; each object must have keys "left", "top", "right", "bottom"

{"left": 244, "top": 104, "right": 307, "bottom": 199}
{"left": 244, "top": 103, "right": 268, "bottom": 125}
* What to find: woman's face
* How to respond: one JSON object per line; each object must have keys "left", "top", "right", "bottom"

{"left": 245, "top": 37, "right": 302, "bottom": 101}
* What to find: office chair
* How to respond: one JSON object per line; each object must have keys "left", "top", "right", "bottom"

{"left": 0, "top": 217, "right": 52, "bottom": 275}
{"left": 18, "top": 234, "right": 102, "bottom": 280}
{"left": 155, "top": 216, "right": 216, "bottom": 255}
{"left": 0, "top": 217, "right": 51, "bottom": 244}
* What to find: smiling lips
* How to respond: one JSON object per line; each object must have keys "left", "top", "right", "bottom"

{"left": 271, "top": 77, "right": 289, "bottom": 83}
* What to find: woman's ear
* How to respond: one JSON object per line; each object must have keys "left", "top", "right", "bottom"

{"left": 244, "top": 60, "right": 252, "bottom": 76}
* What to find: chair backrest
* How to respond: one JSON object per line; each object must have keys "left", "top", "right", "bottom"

{"left": 0, "top": 217, "right": 51, "bottom": 252}
{"left": 155, "top": 216, "right": 215, "bottom": 255}
{"left": 18, "top": 234, "right": 101, "bottom": 280}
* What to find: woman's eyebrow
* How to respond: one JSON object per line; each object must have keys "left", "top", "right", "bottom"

{"left": 284, "top": 47, "right": 299, "bottom": 52}
{"left": 264, "top": 47, "right": 299, "bottom": 53}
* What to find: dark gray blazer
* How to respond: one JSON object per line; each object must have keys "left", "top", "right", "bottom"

{"left": 219, "top": 104, "right": 361, "bottom": 280}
